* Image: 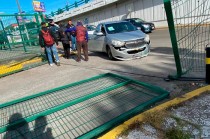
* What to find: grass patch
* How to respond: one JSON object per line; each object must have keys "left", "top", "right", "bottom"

{"left": 117, "top": 110, "right": 202, "bottom": 139}
{"left": 165, "top": 127, "right": 191, "bottom": 139}
{"left": 142, "top": 110, "right": 170, "bottom": 130}
{"left": 117, "top": 91, "right": 210, "bottom": 139}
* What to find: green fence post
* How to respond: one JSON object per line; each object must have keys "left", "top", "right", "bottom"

{"left": 35, "top": 13, "right": 40, "bottom": 25}
{"left": 34, "top": 13, "right": 40, "bottom": 46}
{"left": 15, "top": 15, "right": 27, "bottom": 52}
{"left": 164, "top": 0, "right": 182, "bottom": 78}
{"left": 39, "top": 12, "right": 45, "bottom": 22}
{"left": 0, "top": 18, "right": 11, "bottom": 50}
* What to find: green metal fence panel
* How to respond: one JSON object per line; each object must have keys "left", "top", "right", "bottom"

{"left": 164, "top": 0, "right": 210, "bottom": 78}
{"left": 0, "top": 73, "right": 169, "bottom": 139}
{"left": 0, "top": 14, "right": 42, "bottom": 52}
{"left": 0, "top": 13, "right": 47, "bottom": 78}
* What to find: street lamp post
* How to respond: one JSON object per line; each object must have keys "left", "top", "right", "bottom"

{"left": 16, "top": 0, "right": 22, "bottom": 13}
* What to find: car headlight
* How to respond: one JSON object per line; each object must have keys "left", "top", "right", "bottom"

{"left": 142, "top": 24, "right": 150, "bottom": 28}
{"left": 144, "top": 34, "right": 150, "bottom": 43}
{"left": 111, "top": 40, "right": 125, "bottom": 47}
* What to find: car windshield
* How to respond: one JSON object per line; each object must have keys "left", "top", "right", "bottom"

{"left": 105, "top": 22, "right": 137, "bottom": 34}
{"left": 134, "top": 18, "right": 145, "bottom": 23}
{"left": 87, "top": 25, "right": 96, "bottom": 31}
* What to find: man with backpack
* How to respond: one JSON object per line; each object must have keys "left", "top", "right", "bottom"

{"left": 66, "top": 21, "right": 88, "bottom": 62}
{"left": 39, "top": 22, "right": 60, "bottom": 66}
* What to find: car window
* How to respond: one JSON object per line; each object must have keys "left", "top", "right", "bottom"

{"left": 105, "top": 22, "right": 137, "bottom": 34}
{"left": 134, "top": 18, "right": 145, "bottom": 23}
{"left": 129, "top": 20, "right": 135, "bottom": 24}
{"left": 87, "top": 25, "right": 96, "bottom": 31}
{"left": 95, "top": 24, "right": 102, "bottom": 33}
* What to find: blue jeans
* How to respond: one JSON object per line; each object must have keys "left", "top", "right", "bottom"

{"left": 71, "top": 36, "right": 76, "bottom": 50}
{"left": 45, "top": 44, "right": 59, "bottom": 64}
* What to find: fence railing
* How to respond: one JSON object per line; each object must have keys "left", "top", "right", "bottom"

{"left": 47, "top": 0, "right": 91, "bottom": 18}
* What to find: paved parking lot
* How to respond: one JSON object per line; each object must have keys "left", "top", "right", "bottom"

{"left": 0, "top": 28, "right": 202, "bottom": 104}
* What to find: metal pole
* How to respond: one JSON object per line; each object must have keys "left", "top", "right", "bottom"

{"left": 15, "top": 16, "right": 27, "bottom": 52}
{"left": 164, "top": 0, "right": 182, "bottom": 79}
{"left": 15, "top": 0, "right": 22, "bottom": 13}
{"left": 206, "top": 44, "right": 210, "bottom": 84}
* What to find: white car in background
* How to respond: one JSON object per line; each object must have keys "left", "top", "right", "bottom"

{"left": 86, "top": 25, "right": 96, "bottom": 35}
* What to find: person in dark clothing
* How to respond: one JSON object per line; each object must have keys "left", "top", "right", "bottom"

{"left": 49, "top": 21, "right": 60, "bottom": 41}
{"left": 39, "top": 22, "right": 60, "bottom": 66}
{"left": 66, "top": 20, "right": 76, "bottom": 51}
{"left": 66, "top": 21, "right": 88, "bottom": 62}
{"left": 58, "top": 23, "right": 71, "bottom": 59}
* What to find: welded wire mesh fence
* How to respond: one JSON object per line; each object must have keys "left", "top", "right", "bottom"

{"left": 164, "top": 0, "right": 210, "bottom": 78}
{"left": 0, "top": 13, "right": 47, "bottom": 77}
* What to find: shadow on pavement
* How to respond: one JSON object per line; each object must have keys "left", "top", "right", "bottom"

{"left": 3, "top": 113, "right": 54, "bottom": 139}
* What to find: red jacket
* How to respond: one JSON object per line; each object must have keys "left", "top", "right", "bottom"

{"left": 76, "top": 26, "right": 87, "bottom": 42}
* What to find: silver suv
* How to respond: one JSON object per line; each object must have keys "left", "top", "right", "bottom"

{"left": 88, "top": 21, "right": 150, "bottom": 60}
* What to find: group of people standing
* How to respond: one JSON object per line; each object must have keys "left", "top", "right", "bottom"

{"left": 39, "top": 19, "right": 89, "bottom": 66}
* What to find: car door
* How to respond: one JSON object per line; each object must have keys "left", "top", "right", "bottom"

{"left": 88, "top": 24, "right": 105, "bottom": 52}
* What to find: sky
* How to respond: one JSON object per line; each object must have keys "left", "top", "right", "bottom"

{"left": 0, "top": 0, "right": 77, "bottom": 15}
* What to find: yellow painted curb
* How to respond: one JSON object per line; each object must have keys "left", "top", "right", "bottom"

{"left": 0, "top": 53, "right": 65, "bottom": 76}
{"left": 0, "top": 64, "right": 23, "bottom": 75}
{"left": 99, "top": 85, "right": 210, "bottom": 139}
{"left": 0, "top": 58, "right": 42, "bottom": 75}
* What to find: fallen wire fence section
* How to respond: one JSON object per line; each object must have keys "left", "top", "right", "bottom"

{"left": 0, "top": 73, "right": 169, "bottom": 139}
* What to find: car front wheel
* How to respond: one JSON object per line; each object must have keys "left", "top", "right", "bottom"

{"left": 106, "top": 46, "right": 114, "bottom": 60}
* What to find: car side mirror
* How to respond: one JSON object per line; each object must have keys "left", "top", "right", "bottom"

{"left": 96, "top": 32, "right": 104, "bottom": 36}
